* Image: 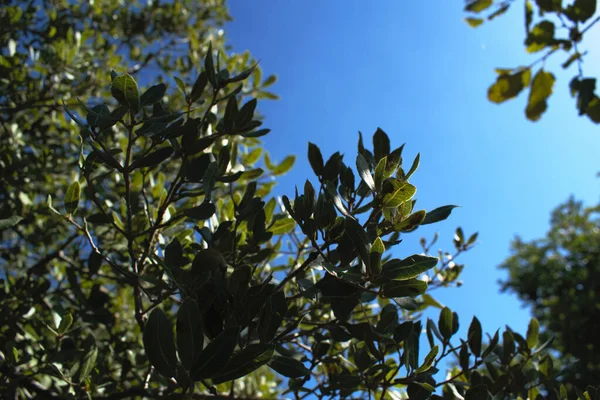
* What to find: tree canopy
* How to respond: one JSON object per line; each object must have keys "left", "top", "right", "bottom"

{"left": 499, "top": 197, "right": 600, "bottom": 391}
{"left": 0, "top": 1, "right": 599, "bottom": 399}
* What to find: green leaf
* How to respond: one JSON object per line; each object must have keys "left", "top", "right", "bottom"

{"left": 177, "top": 299, "right": 204, "bottom": 371}
{"left": 143, "top": 308, "right": 178, "bottom": 378}
{"left": 481, "top": 330, "right": 500, "bottom": 359}
{"left": 395, "top": 210, "right": 426, "bottom": 232}
{"left": 416, "top": 345, "right": 439, "bottom": 373}
{"left": 344, "top": 217, "right": 372, "bottom": 272}
{"left": 465, "top": 17, "right": 484, "bottom": 27}
{"left": 259, "top": 292, "right": 287, "bottom": 343}
{"left": 190, "top": 326, "right": 240, "bottom": 380}
{"left": 465, "top": 0, "right": 492, "bottom": 12}
{"left": 525, "top": 69, "right": 555, "bottom": 121}
{"left": 111, "top": 73, "right": 140, "bottom": 112}
{"left": 465, "top": 384, "right": 492, "bottom": 400}
{"left": 438, "top": 307, "right": 453, "bottom": 341}
{"left": 382, "top": 181, "right": 416, "bottom": 208}
{"left": 227, "top": 63, "right": 258, "bottom": 84}
{"left": 405, "top": 153, "right": 420, "bottom": 180}
{"left": 382, "top": 255, "right": 437, "bottom": 281}
{"left": 268, "top": 355, "right": 310, "bottom": 378}
{"left": 270, "top": 155, "right": 296, "bottom": 176}
{"left": 129, "top": 147, "right": 173, "bottom": 170}
{"left": 57, "top": 313, "right": 73, "bottom": 335}
{"left": 525, "top": 21, "right": 555, "bottom": 53}
{"left": 421, "top": 205, "right": 459, "bottom": 225}
{"left": 64, "top": 181, "right": 81, "bottom": 214}
{"left": 76, "top": 334, "right": 98, "bottom": 383}
{"left": 140, "top": 83, "right": 167, "bottom": 107}
{"left": 205, "top": 42, "right": 217, "bottom": 88}
{"left": 373, "top": 127, "right": 390, "bottom": 162}
{"left": 268, "top": 218, "right": 296, "bottom": 235}
{"left": 468, "top": 316, "right": 483, "bottom": 357}
{"left": 356, "top": 154, "right": 375, "bottom": 192}
{"left": 173, "top": 76, "right": 186, "bottom": 96}
{"left": 564, "top": 0, "right": 597, "bottom": 22}
{"left": 526, "top": 317, "right": 540, "bottom": 349}
{"left": 190, "top": 72, "right": 208, "bottom": 102}
{"left": 184, "top": 203, "right": 216, "bottom": 221}
{"left": 0, "top": 215, "right": 23, "bottom": 230}
{"left": 211, "top": 344, "right": 275, "bottom": 384}
{"left": 488, "top": 68, "right": 531, "bottom": 104}
{"left": 324, "top": 181, "right": 353, "bottom": 219}
{"left": 308, "top": 142, "right": 324, "bottom": 176}
{"left": 382, "top": 279, "right": 427, "bottom": 298}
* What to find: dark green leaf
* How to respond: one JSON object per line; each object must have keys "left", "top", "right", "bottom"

{"left": 111, "top": 73, "right": 140, "bottom": 112}
{"left": 177, "top": 299, "right": 204, "bottom": 370}
{"left": 356, "top": 153, "right": 375, "bottom": 192}
{"left": 0, "top": 215, "right": 23, "bottom": 230}
{"left": 465, "top": 384, "right": 492, "bottom": 400}
{"left": 64, "top": 181, "right": 81, "bottom": 214}
{"left": 190, "top": 72, "right": 208, "bottom": 102}
{"left": 421, "top": 205, "right": 459, "bottom": 225}
{"left": 268, "top": 355, "right": 310, "bottom": 378}
{"left": 140, "top": 83, "right": 167, "bottom": 107}
{"left": 373, "top": 127, "right": 390, "bottom": 162}
{"left": 259, "top": 292, "right": 287, "bottom": 343}
{"left": 564, "top": 0, "right": 596, "bottom": 22}
{"left": 344, "top": 217, "right": 371, "bottom": 272}
{"left": 439, "top": 307, "right": 453, "bottom": 341}
{"left": 211, "top": 344, "right": 274, "bottom": 384}
{"left": 324, "top": 181, "right": 353, "bottom": 219}
{"left": 468, "top": 316, "right": 483, "bottom": 357}
{"left": 405, "top": 153, "right": 420, "bottom": 180}
{"left": 382, "top": 255, "right": 437, "bottom": 281}
{"left": 205, "top": 42, "right": 217, "bottom": 88}
{"left": 190, "top": 326, "right": 240, "bottom": 380}
{"left": 129, "top": 147, "right": 173, "bottom": 170}
{"left": 76, "top": 334, "right": 98, "bottom": 383}
{"left": 227, "top": 63, "right": 257, "bottom": 84}
{"left": 184, "top": 203, "right": 216, "bottom": 221}
{"left": 57, "top": 313, "right": 73, "bottom": 335}
{"left": 482, "top": 330, "right": 500, "bottom": 359}
{"left": 143, "top": 308, "right": 178, "bottom": 378}
{"left": 382, "top": 279, "right": 427, "bottom": 298}
{"left": 308, "top": 142, "right": 324, "bottom": 177}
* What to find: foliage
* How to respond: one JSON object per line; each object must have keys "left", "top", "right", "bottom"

{"left": 0, "top": 1, "right": 597, "bottom": 399}
{"left": 499, "top": 197, "right": 600, "bottom": 391}
{"left": 463, "top": 0, "right": 600, "bottom": 123}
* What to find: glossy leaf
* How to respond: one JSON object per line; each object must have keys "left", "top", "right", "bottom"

{"left": 416, "top": 345, "right": 439, "bottom": 373}
{"left": 259, "top": 292, "right": 287, "bottom": 343}
{"left": 76, "top": 334, "right": 98, "bottom": 383}
{"left": 143, "top": 308, "right": 178, "bottom": 378}
{"left": 129, "top": 146, "right": 173, "bottom": 170}
{"left": 382, "top": 181, "right": 416, "bottom": 208}
{"left": 382, "top": 279, "right": 427, "bottom": 298}
{"left": 356, "top": 153, "right": 375, "bottom": 192}
{"left": 382, "top": 255, "right": 437, "bottom": 281}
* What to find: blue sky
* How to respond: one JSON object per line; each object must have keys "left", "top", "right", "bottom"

{"left": 225, "top": 0, "right": 599, "bottom": 358}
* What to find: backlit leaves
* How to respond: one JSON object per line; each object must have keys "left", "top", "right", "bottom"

{"left": 488, "top": 68, "right": 531, "bottom": 104}
{"left": 526, "top": 69, "right": 554, "bottom": 121}
{"left": 111, "top": 73, "right": 140, "bottom": 112}
{"left": 64, "top": 181, "right": 81, "bottom": 214}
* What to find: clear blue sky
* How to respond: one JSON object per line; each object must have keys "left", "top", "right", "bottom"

{"left": 225, "top": 1, "right": 600, "bottom": 348}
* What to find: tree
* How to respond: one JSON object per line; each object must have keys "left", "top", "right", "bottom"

{"left": 463, "top": 0, "right": 600, "bottom": 123}
{"left": 499, "top": 197, "right": 600, "bottom": 391}
{"left": 0, "top": 1, "right": 597, "bottom": 399}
